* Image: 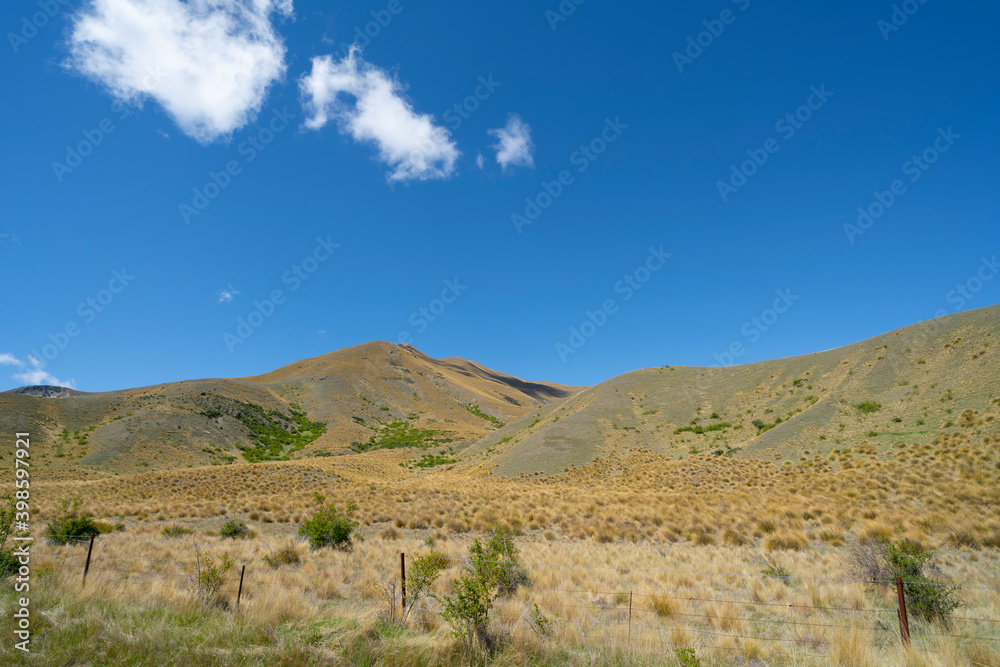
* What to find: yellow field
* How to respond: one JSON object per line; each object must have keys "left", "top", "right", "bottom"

{"left": 8, "top": 411, "right": 999, "bottom": 665}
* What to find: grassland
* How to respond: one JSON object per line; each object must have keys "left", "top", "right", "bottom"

{"left": 2, "top": 306, "right": 999, "bottom": 664}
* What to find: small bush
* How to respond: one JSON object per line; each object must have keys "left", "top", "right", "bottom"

{"left": 758, "top": 553, "right": 792, "bottom": 584}
{"left": 162, "top": 524, "right": 191, "bottom": 538}
{"left": 675, "top": 647, "right": 702, "bottom": 667}
{"left": 194, "top": 549, "right": 235, "bottom": 600}
{"left": 0, "top": 494, "right": 27, "bottom": 576}
{"left": 262, "top": 540, "right": 302, "bottom": 569}
{"left": 220, "top": 519, "right": 249, "bottom": 539}
{"left": 439, "top": 525, "right": 527, "bottom": 655}
{"left": 46, "top": 496, "right": 101, "bottom": 545}
{"left": 849, "top": 538, "right": 961, "bottom": 622}
{"left": 299, "top": 502, "right": 359, "bottom": 549}
{"left": 854, "top": 401, "right": 882, "bottom": 414}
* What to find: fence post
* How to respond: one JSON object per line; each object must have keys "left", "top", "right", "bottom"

{"left": 628, "top": 591, "right": 633, "bottom": 643}
{"left": 237, "top": 565, "right": 246, "bottom": 608}
{"left": 895, "top": 577, "right": 910, "bottom": 646}
{"left": 400, "top": 552, "right": 407, "bottom": 617}
{"left": 82, "top": 533, "right": 95, "bottom": 585}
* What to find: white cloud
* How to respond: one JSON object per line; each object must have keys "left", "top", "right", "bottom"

{"left": 66, "top": 0, "right": 293, "bottom": 144}
{"left": 475, "top": 153, "right": 485, "bottom": 169}
{"left": 300, "top": 49, "right": 459, "bottom": 183}
{"left": 0, "top": 353, "right": 24, "bottom": 366}
{"left": 217, "top": 285, "right": 240, "bottom": 303}
{"left": 3, "top": 353, "right": 75, "bottom": 387}
{"left": 12, "top": 368, "right": 77, "bottom": 389}
{"left": 489, "top": 114, "right": 535, "bottom": 171}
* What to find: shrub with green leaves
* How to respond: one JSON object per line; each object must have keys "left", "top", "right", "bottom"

{"left": 219, "top": 519, "right": 249, "bottom": 539}
{"left": 0, "top": 494, "right": 27, "bottom": 577}
{"left": 46, "top": 495, "right": 101, "bottom": 545}
{"left": 850, "top": 538, "right": 961, "bottom": 622}
{"left": 298, "top": 502, "right": 358, "bottom": 549}
{"left": 194, "top": 549, "right": 235, "bottom": 600}
{"left": 402, "top": 550, "right": 449, "bottom": 622}
{"left": 439, "top": 525, "right": 529, "bottom": 655}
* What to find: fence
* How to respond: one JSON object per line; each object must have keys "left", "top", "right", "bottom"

{"left": 29, "top": 533, "right": 1000, "bottom": 663}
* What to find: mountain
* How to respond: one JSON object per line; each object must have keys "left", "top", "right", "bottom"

{"left": 460, "top": 304, "right": 1000, "bottom": 476}
{"left": 0, "top": 342, "right": 582, "bottom": 476}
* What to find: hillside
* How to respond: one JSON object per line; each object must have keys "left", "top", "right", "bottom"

{"left": 0, "top": 342, "right": 582, "bottom": 476}
{"left": 461, "top": 304, "right": 1000, "bottom": 476}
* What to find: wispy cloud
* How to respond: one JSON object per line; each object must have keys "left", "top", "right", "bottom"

{"left": 475, "top": 153, "right": 485, "bottom": 169}
{"left": 489, "top": 114, "right": 535, "bottom": 171}
{"left": 300, "top": 49, "right": 459, "bottom": 183}
{"left": 2, "top": 353, "right": 75, "bottom": 388}
{"left": 217, "top": 284, "right": 241, "bottom": 303}
{"left": 0, "top": 353, "right": 24, "bottom": 367}
{"left": 66, "top": 0, "right": 293, "bottom": 144}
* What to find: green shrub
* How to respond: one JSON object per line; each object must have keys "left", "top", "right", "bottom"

{"left": 46, "top": 496, "right": 101, "bottom": 545}
{"left": 162, "top": 524, "right": 191, "bottom": 538}
{"left": 299, "top": 502, "right": 358, "bottom": 549}
{"left": 854, "top": 401, "right": 882, "bottom": 414}
{"left": 675, "top": 647, "right": 702, "bottom": 667}
{"left": 402, "top": 550, "right": 449, "bottom": 622}
{"left": 194, "top": 549, "right": 235, "bottom": 600}
{"left": 850, "top": 538, "right": 961, "bottom": 622}
{"left": 220, "top": 519, "right": 249, "bottom": 539}
{"left": 0, "top": 494, "right": 27, "bottom": 577}
{"left": 439, "top": 525, "right": 529, "bottom": 655}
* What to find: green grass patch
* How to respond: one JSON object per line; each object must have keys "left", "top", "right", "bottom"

{"left": 412, "top": 453, "right": 459, "bottom": 468}
{"left": 201, "top": 400, "right": 326, "bottom": 463}
{"left": 351, "top": 420, "right": 445, "bottom": 453}
{"left": 673, "top": 422, "right": 732, "bottom": 435}
{"left": 463, "top": 403, "right": 505, "bottom": 427}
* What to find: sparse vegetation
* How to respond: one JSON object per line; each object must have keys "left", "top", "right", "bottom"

{"left": 463, "top": 403, "right": 505, "bottom": 428}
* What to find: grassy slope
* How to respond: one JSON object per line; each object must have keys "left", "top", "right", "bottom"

{"left": 0, "top": 342, "right": 582, "bottom": 477}
{"left": 460, "top": 304, "right": 1000, "bottom": 476}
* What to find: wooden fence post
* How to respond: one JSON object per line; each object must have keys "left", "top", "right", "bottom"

{"left": 237, "top": 565, "right": 246, "bottom": 608}
{"left": 82, "top": 534, "right": 95, "bottom": 585}
{"left": 400, "top": 552, "right": 407, "bottom": 617}
{"left": 895, "top": 577, "right": 910, "bottom": 646}
{"left": 628, "top": 591, "right": 633, "bottom": 643}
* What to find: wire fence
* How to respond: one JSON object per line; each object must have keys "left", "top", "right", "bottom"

{"left": 27, "top": 533, "right": 1000, "bottom": 662}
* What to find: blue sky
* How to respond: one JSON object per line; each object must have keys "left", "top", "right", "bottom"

{"left": 1, "top": 0, "right": 998, "bottom": 392}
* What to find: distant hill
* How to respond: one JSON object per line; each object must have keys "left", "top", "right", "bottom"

{"left": 460, "top": 304, "right": 1000, "bottom": 476}
{"left": 5, "top": 385, "right": 89, "bottom": 399}
{"left": 0, "top": 342, "right": 582, "bottom": 476}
